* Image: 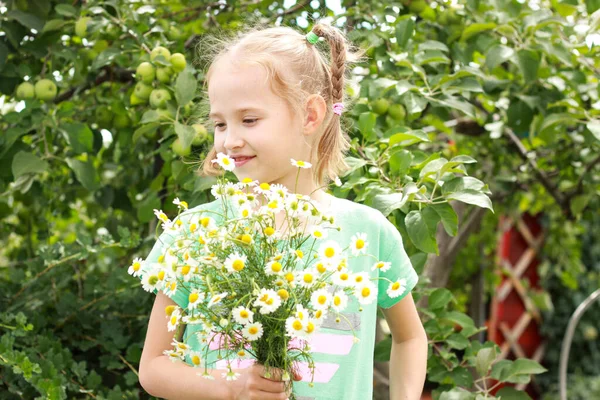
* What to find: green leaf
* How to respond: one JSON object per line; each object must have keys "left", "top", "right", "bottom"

{"left": 133, "top": 123, "right": 160, "bottom": 143}
{"left": 55, "top": 4, "right": 77, "bottom": 16}
{"left": 419, "top": 158, "right": 448, "bottom": 180}
{"left": 62, "top": 123, "right": 94, "bottom": 154}
{"left": 12, "top": 151, "right": 49, "bottom": 178}
{"left": 446, "top": 189, "right": 494, "bottom": 212}
{"left": 92, "top": 48, "right": 120, "bottom": 70}
{"left": 539, "top": 113, "right": 578, "bottom": 137}
{"left": 449, "top": 155, "right": 477, "bottom": 164}
{"left": 516, "top": 50, "right": 540, "bottom": 83}
{"left": 439, "top": 388, "right": 476, "bottom": 400}
{"left": 42, "top": 19, "right": 68, "bottom": 33}
{"left": 429, "top": 288, "right": 453, "bottom": 309}
{"left": 447, "top": 333, "right": 469, "bottom": 350}
{"left": 495, "top": 387, "right": 532, "bottom": 400}
{"left": 510, "top": 358, "right": 547, "bottom": 375}
{"left": 395, "top": 15, "right": 415, "bottom": 48}
{"left": 0, "top": 42, "right": 7, "bottom": 72}
{"left": 174, "top": 122, "right": 196, "bottom": 149}
{"left": 66, "top": 157, "right": 101, "bottom": 191}
{"left": 389, "top": 149, "right": 412, "bottom": 175}
{"left": 175, "top": 69, "right": 197, "bottom": 106}
{"left": 416, "top": 50, "right": 450, "bottom": 65}
{"left": 343, "top": 156, "right": 367, "bottom": 177}
{"left": 461, "top": 23, "right": 496, "bottom": 42}
{"left": 475, "top": 347, "right": 496, "bottom": 377}
{"left": 440, "top": 311, "right": 475, "bottom": 329}
{"left": 7, "top": 10, "right": 44, "bottom": 31}
{"left": 405, "top": 210, "right": 438, "bottom": 254}
{"left": 358, "top": 112, "right": 377, "bottom": 139}
{"left": 388, "top": 129, "right": 430, "bottom": 146}
{"left": 418, "top": 40, "right": 449, "bottom": 52}
{"left": 587, "top": 120, "right": 600, "bottom": 141}
{"left": 140, "top": 110, "right": 160, "bottom": 124}
{"left": 442, "top": 176, "right": 487, "bottom": 194}
{"left": 402, "top": 92, "right": 428, "bottom": 114}
{"left": 430, "top": 97, "right": 475, "bottom": 118}
{"left": 485, "top": 45, "right": 514, "bottom": 69}
{"left": 430, "top": 203, "right": 458, "bottom": 236}
{"left": 373, "top": 336, "right": 392, "bottom": 362}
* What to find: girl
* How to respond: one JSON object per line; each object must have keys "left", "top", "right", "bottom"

{"left": 138, "top": 21, "right": 428, "bottom": 400}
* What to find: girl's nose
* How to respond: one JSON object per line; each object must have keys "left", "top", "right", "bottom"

{"left": 223, "top": 128, "right": 244, "bottom": 150}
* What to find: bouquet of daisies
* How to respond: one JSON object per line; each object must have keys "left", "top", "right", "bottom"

{"left": 130, "top": 153, "right": 390, "bottom": 397}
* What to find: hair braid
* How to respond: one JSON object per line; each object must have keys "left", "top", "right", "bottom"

{"left": 312, "top": 24, "right": 346, "bottom": 104}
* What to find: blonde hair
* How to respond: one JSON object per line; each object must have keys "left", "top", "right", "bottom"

{"left": 194, "top": 20, "right": 365, "bottom": 186}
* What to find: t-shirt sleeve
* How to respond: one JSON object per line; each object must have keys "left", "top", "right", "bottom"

{"left": 376, "top": 214, "right": 419, "bottom": 309}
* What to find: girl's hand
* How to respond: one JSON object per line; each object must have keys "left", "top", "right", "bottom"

{"left": 228, "top": 364, "right": 302, "bottom": 400}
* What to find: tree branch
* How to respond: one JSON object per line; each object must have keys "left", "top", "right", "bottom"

{"left": 54, "top": 65, "right": 134, "bottom": 103}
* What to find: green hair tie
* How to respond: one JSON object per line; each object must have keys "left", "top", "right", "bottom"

{"left": 306, "top": 31, "right": 319, "bottom": 44}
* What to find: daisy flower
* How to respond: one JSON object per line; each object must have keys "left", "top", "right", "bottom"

{"left": 372, "top": 261, "right": 391, "bottom": 272}
{"left": 387, "top": 278, "right": 407, "bottom": 298}
{"left": 167, "top": 308, "right": 182, "bottom": 331}
{"left": 207, "top": 292, "right": 228, "bottom": 308}
{"left": 354, "top": 281, "right": 377, "bottom": 305}
{"left": 331, "top": 290, "right": 349, "bottom": 312}
{"left": 294, "top": 304, "right": 310, "bottom": 321}
{"left": 222, "top": 370, "right": 241, "bottom": 381}
{"left": 224, "top": 252, "right": 247, "bottom": 273}
{"left": 290, "top": 158, "right": 312, "bottom": 169}
{"left": 178, "top": 264, "right": 194, "bottom": 282}
{"left": 239, "top": 177, "right": 258, "bottom": 188}
{"left": 163, "top": 349, "right": 185, "bottom": 362}
{"left": 141, "top": 270, "right": 161, "bottom": 293}
{"left": 253, "top": 182, "right": 272, "bottom": 195}
{"left": 314, "top": 260, "right": 329, "bottom": 274}
{"left": 198, "top": 370, "right": 215, "bottom": 380}
{"left": 350, "top": 233, "right": 368, "bottom": 256}
{"left": 264, "top": 196, "right": 285, "bottom": 213}
{"left": 173, "top": 197, "right": 188, "bottom": 210}
{"left": 189, "top": 350, "right": 203, "bottom": 368}
{"left": 253, "top": 289, "right": 282, "bottom": 314}
{"left": 351, "top": 271, "right": 370, "bottom": 287}
{"left": 313, "top": 308, "right": 328, "bottom": 325}
{"left": 199, "top": 216, "right": 217, "bottom": 231}
{"left": 128, "top": 257, "right": 144, "bottom": 277}
{"left": 232, "top": 306, "right": 254, "bottom": 325}
{"left": 211, "top": 152, "right": 235, "bottom": 171}
{"left": 211, "top": 183, "right": 225, "bottom": 199}
{"left": 332, "top": 269, "right": 352, "bottom": 287}
{"left": 309, "top": 225, "right": 328, "bottom": 240}
{"left": 318, "top": 240, "right": 343, "bottom": 264}
{"left": 303, "top": 318, "right": 318, "bottom": 337}
{"left": 242, "top": 322, "right": 264, "bottom": 341}
{"left": 285, "top": 316, "right": 307, "bottom": 338}
{"left": 188, "top": 290, "right": 205, "bottom": 311}
{"left": 265, "top": 260, "right": 283, "bottom": 276}
{"left": 237, "top": 202, "right": 254, "bottom": 219}
{"left": 153, "top": 209, "right": 169, "bottom": 223}
{"left": 310, "top": 288, "right": 331, "bottom": 310}
{"left": 289, "top": 248, "right": 305, "bottom": 263}
{"left": 296, "top": 269, "right": 318, "bottom": 288}
{"left": 171, "top": 338, "right": 191, "bottom": 354}
{"left": 269, "top": 183, "right": 289, "bottom": 198}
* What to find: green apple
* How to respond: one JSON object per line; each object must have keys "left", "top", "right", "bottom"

{"left": 130, "top": 93, "right": 146, "bottom": 105}
{"left": 93, "top": 39, "right": 109, "bottom": 53}
{"left": 150, "top": 46, "right": 171, "bottom": 62}
{"left": 34, "top": 79, "right": 58, "bottom": 102}
{"left": 388, "top": 104, "right": 406, "bottom": 121}
{"left": 134, "top": 81, "right": 153, "bottom": 100}
{"left": 409, "top": 0, "right": 427, "bottom": 13}
{"left": 113, "top": 114, "right": 131, "bottom": 129}
{"left": 156, "top": 67, "right": 174, "bottom": 83}
{"left": 192, "top": 123, "right": 209, "bottom": 145}
{"left": 156, "top": 108, "right": 175, "bottom": 121}
{"left": 167, "top": 26, "right": 183, "bottom": 41}
{"left": 149, "top": 89, "right": 171, "bottom": 109}
{"left": 371, "top": 98, "right": 390, "bottom": 115}
{"left": 136, "top": 62, "right": 155, "bottom": 83}
{"left": 95, "top": 105, "right": 113, "bottom": 128}
{"left": 16, "top": 82, "right": 35, "bottom": 100}
{"left": 169, "top": 53, "right": 186, "bottom": 73}
{"left": 172, "top": 138, "right": 191, "bottom": 156}
{"left": 75, "top": 17, "right": 90, "bottom": 38}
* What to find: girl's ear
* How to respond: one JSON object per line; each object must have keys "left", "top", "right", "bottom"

{"left": 303, "top": 94, "right": 327, "bottom": 137}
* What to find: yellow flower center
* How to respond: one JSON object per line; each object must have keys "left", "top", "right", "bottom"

{"left": 189, "top": 293, "right": 199, "bottom": 303}
{"left": 240, "top": 310, "right": 249, "bottom": 318}
{"left": 361, "top": 287, "right": 371, "bottom": 297}
{"left": 232, "top": 260, "right": 245, "bottom": 271}
{"left": 157, "top": 255, "right": 165, "bottom": 263}
{"left": 170, "top": 316, "right": 177, "bottom": 325}
{"left": 238, "top": 350, "right": 246, "bottom": 356}
{"left": 305, "top": 322, "right": 315, "bottom": 333}
{"left": 133, "top": 262, "right": 141, "bottom": 271}
{"left": 295, "top": 250, "right": 304, "bottom": 259}
{"left": 201, "top": 217, "right": 210, "bottom": 227}
{"left": 292, "top": 320, "right": 303, "bottom": 330}
{"left": 318, "top": 295, "right": 327, "bottom": 304}
{"left": 190, "top": 223, "right": 197, "bottom": 232}
{"left": 317, "top": 263, "right": 326, "bottom": 273}
{"left": 241, "top": 234, "right": 252, "bottom": 244}
{"left": 340, "top": 273, "right": 348, "bottom": 281}
{"left": 265, "top": 298, "right": 274, "bottom": 305}
{"left": 264, "top": 227, "right": 275, "bottom": 236}
{"left": 376, "top": 262, "right": 385, "bottom": 269}
{"left": 242, "top": 177, "right": 253, "bottom": 183}
{"left": 180, "top": 201, "right": 188, "bottom": 209}
{"left": 260, "top": 182, "right": 270, "bottom": 190}
{"left": 223, "top": 158, "right": 231, "bottom": 165}
{"left": 325, "top": 247, "right": 335, "bottom": 258}
{"left": 213, "top": 296, "right": 221, "bottom": 303}
{"left": 249, "top": 326, "right": 258, "bottom": 335}
{"left": 392, "top": 282, "right": 400, "bottom": 290}
{"left": 297, "top": 161, "right": 305, "bottom": 167}
{"left": 260, "top": 294, "right": 269, "bottom": 302}
{"left": 271, "top": 262, "right": 282, "bottom": 272}
{"left": 285, "top": 272, "right": 294, "bottom": 282}
{"left": 355, "top": 276, "right": 363, "bottom": 283}
{"left": 334, "top": 296, "right": 341, "bottom": 306}
{"left": 198, "top": 236, "right": 206, "bottom": 244}
{"left": 191, "top": 355, "right": 201, "bottom": 365}
{"left": 303, "top": 274, "right": 313, "bottom": 283}
{"left": 181, "top": 265, "right": 191, "bottom": 275}
{"left": 314, "top": 231, "right": 322, "bottom": 238}
{"left": 148, "top": 275, "right": 158, "bottom": 285}
{"left": 165, "top": 305, "right": 175, "bottom": 316}
{"left": 316, "top": 310, "right": 323, "bottom": 318}
{"left": 355, "top": 239, "right": 365, "bottom": 249}
{"left": 277, "top": 289, "right": 289, "bottom": 300}
{"left": 158, "top": 212, "right": 168, "bottom": 222}
{"left": 242, "top": 209, "right": 249, "bottom": 217}
{"left": 158, "top": 270, "right": 165, "bottom": 280}
{"left": 268, "top": 200, "right": 278, "bottom": 209}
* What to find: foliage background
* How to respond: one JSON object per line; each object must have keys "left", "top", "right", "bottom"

{"left": 1, "top": 0, "right": 599, "bottom": 399}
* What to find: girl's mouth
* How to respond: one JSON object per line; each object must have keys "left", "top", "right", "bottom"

{"left": 234, "top": 156, "right": 256, "bottom": 167}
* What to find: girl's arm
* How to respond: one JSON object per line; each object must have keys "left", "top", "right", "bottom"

{"left": 139, "top": 292, "right": 232, "bottom": 400}
{"left": 381, "top": 293, "right": 428, "bottom": 400}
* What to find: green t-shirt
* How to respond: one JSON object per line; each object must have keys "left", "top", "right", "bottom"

{"left": 140, "top": 194, "right": 418, "bottom": 400}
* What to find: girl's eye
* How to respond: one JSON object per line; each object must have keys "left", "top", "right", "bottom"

{"left": 243, "top": 119, "right": 258, "bottom": 125}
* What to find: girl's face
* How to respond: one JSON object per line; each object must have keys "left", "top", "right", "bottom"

{"left": 208, "top": 56, "right": 314, "bottom": 189}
